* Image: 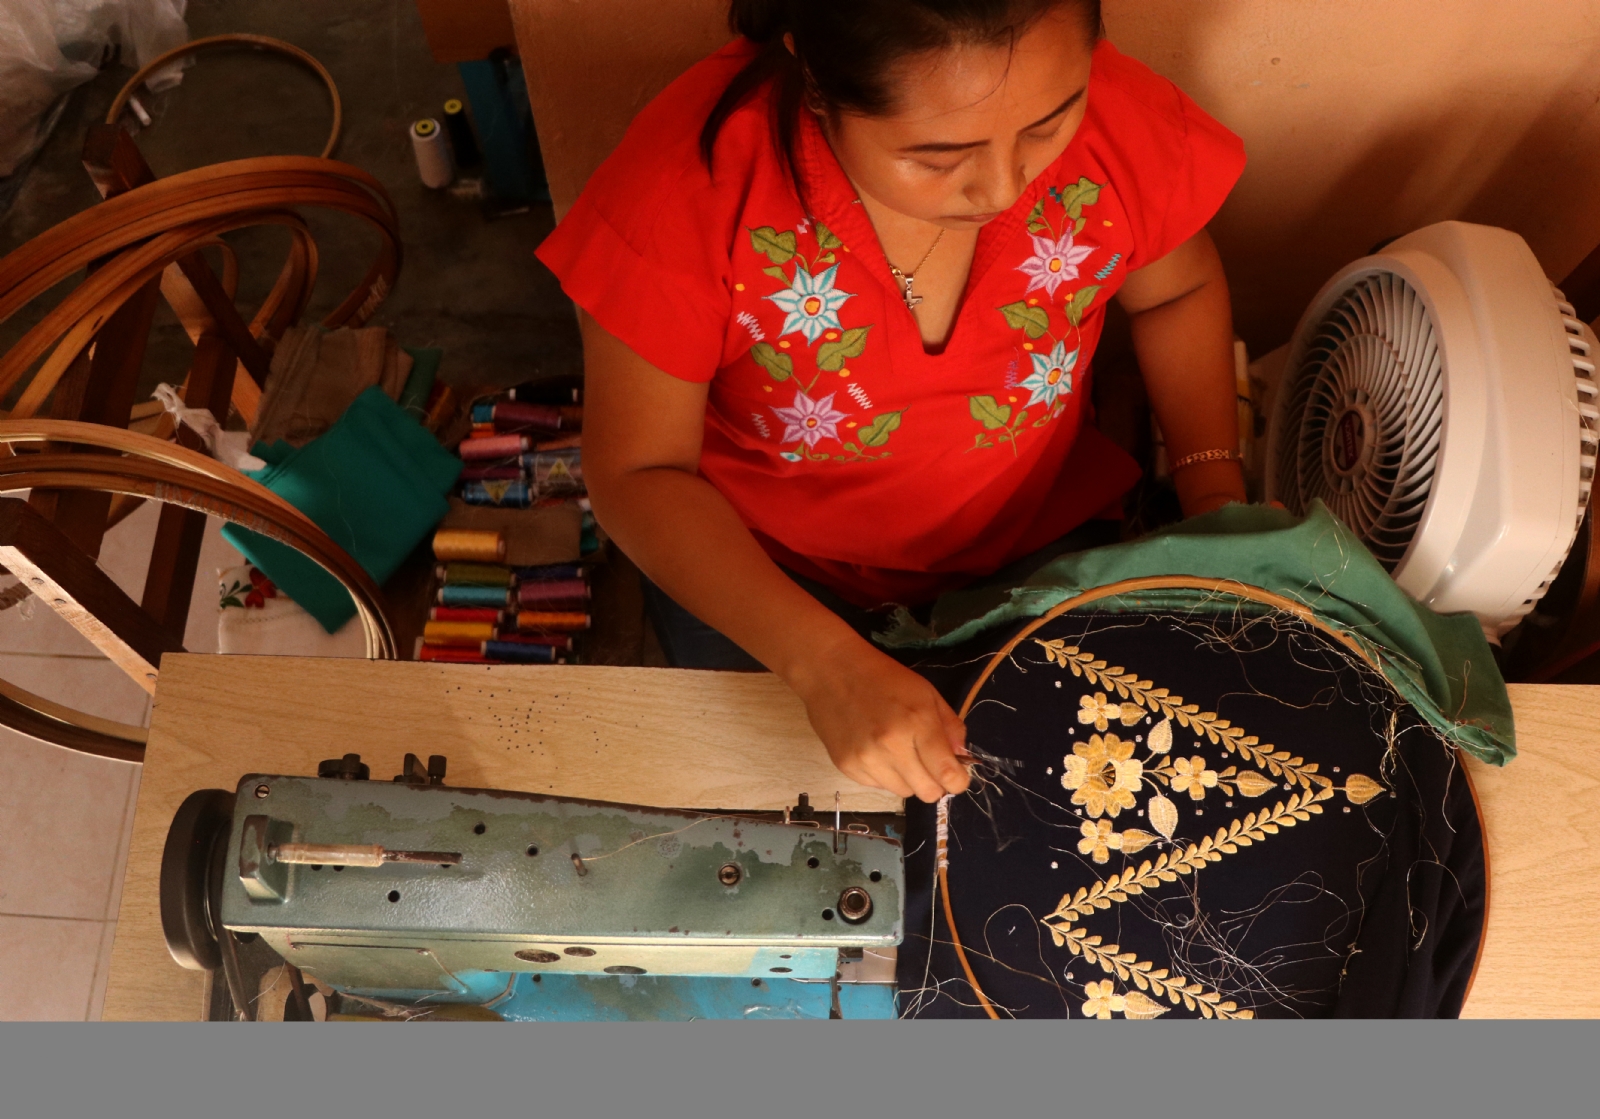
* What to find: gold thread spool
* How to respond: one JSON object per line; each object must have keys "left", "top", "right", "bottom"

{"left": 433, "top": 528, "right": 505, "bottom": 563}
{"left": 423, "top": 621, "right": 497, "bottom": 647}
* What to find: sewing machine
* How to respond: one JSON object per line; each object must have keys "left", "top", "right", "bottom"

{"left": 159, "top": 751, "right": 904, "bottom": 1020}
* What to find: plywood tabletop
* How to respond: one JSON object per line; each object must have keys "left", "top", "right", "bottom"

{"left": 103, "top": 655, "right": 895, "bottom": 1022}
{"left": 102, "top": 658, "right": 1599, "bottom": 1020}
{"left": 1460, "top": 685, "right": 1600, "bottom": 1019}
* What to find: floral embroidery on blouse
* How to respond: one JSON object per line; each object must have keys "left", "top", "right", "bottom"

{"left": 969, "top": 177, "right": 1107, "bottom": 455}
{"left": 742, "top": 221, "right": 906, "bottom": 465}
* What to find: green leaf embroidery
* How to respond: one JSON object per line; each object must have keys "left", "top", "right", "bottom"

{"left": 1057, "top": 177, "right": 1102, "bottom": 220}
{"left": 749, "top": 342, "right": 794, "bottom": 381}
{"left": 998, "top": 301, "right": 1050, "bottom": 339}
{"left": 1073, "top": 215, "right": 1087, "bottom": 236}
{"left": 969, "top": 395, "right": 1012, "bottom": 430}
{"left": 762, "top": 265, "right": 789, "bottom": 283}
{"left": 841, "top": 442, "right": 860, "bottom": 454}
{"left": 749, "top": 225, "right": 798, "bottom": 265}
{"left": 1026, "top": 198, "right": 1049, "bottom": 235}
{"left": 857, "top": 409, "right": 904, "bottom": 448}
{"left": 1014, "top": 409, "right": 1029, "bottom": 428}
{"left": 816, "top": 325, "right": 871, "bottom": 371}
{"left": 1064, "top": 284, "right": 1102, "bottom": 327}
{"left": 815, "top": 221, "right": 843, "bottom": 250}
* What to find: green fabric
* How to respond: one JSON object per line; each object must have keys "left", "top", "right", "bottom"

{"left": 878, "top": 501, "right": 1515, "bottom": 766}
{"left": 222, "top": 386, "right": 463, "bottom": 633}
{"left": 397, "top": 346, "right": 442, "bottom": 419}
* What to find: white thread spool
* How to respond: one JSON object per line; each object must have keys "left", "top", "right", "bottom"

{"left": 410, "top": 118, "right": 454, "bottom": 188}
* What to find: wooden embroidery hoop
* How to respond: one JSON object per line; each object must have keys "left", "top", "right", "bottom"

{"left": 938, "top": 574, "right": 1489, "bottom": 1019}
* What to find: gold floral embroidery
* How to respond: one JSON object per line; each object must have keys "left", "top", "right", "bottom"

{"left": 1044, "top": 789, "right": 1336, "bottom": 929}
{"left": 1038, "top": 639, "right": 1335, "bottom": 793}
{"left": 1081, "top": 979, "right": 1170, "bottom": 1019}
{"left": 1061, "top": 733, "right": 1143, "bottom": 818}
{"left": 1057, "top": 927, "right": 1251, "bottom": 1019}
{"left": 1026, "top": 637, "right": 1389, "bottom": 1020}
{"left": 1078, "top": 819, "right": 1120, "bottom": 863}
{"left": 1077, "top": 691, "right": 1143, "bottom": 732}
{"left": 1170, "top": 755, "right": 1219, "bottom": 801}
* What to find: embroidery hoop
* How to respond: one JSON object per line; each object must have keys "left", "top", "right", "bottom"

{"left": 935, "top": 574, "right": 1489, "bottom": 1019}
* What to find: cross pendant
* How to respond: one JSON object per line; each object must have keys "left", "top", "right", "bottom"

{"left": 893, "top": 267, "right": 924, "bottom": 311}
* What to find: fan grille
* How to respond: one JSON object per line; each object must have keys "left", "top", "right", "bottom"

{"left": 1275, "top": 272, "right": 1443, "bottom": 570}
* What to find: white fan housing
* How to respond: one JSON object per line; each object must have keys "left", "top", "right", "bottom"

{"left": 1266, "top": 221, "right": 1600, "bottom": 639}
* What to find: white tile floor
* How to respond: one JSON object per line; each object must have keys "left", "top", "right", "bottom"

{"left": 0, "top": 504, "right": 242, "bottom": 1020}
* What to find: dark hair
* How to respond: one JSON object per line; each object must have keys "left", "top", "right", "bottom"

{"left": 700, "top": 0, "right": 1102, "bottom": 176}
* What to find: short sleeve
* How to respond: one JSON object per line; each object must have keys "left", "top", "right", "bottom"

{"left": 1085, "top": 43, "right": 1246, "bottom": 273}
{"left": 1147, "top": 93, "right": 1247, "bottom": 265}
{"left": 534, "top": 44, "right": 758, "bottom": 383}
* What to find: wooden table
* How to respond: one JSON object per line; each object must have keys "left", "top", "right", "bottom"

{"left": 102, "top": 658, "right": 1599, "bottom": 1020}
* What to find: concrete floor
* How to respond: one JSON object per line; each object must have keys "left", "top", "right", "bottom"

{"left": 0, "top": 0, "right": 583, "bottom": 1019}
{"left": 1, "top": 0, "right": 582, "bottom": 392}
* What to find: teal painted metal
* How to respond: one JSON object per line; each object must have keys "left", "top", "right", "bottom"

{"left": 333, "top": 971, "right": 897, "bottom": 1021}
{"left": 220, "top": 775, "right": 903, "bottom": 990}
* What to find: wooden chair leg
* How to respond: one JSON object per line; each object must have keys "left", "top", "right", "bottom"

{"left": 0, "top": 497, "right": 184, "bottom": 693}
{"left": 142, "top": 331, "right": 239, "bottom": 642}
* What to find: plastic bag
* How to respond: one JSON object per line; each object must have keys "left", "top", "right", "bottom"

{"left": 0, "top": 0, "right": 188, "bottom": 176}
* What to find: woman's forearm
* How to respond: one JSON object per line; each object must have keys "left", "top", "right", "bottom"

{"left": 588, "top": 463, "right": 866, "bottom": 686}
{"left": 1128, "top": 273, "right": 1246, "bottom": 514}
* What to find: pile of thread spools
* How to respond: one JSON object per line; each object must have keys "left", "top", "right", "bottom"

{"left": 416, "top": 378, "right": 596, "bottom": 666}
{"left": 457, "top": 382, "right": 585, "bottom": 512}
{"left": 420, "top": 528, "right": 591, "bottom": 665}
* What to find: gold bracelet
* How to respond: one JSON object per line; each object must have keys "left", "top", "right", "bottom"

{"left": 1169, "top": 448, "right": 1241, "bottom": 472}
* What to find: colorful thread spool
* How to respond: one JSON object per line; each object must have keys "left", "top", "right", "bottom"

{"left": 532, "top": 434, "right": 583, "bottom": 452}
{"left": 517, "top": 579, "right": 589, "bottom": 607}
{"left": 419, "top": 645, "right": 492, "bottom": 664}
{"left": 471, "top": 401, "right": 495, "bottom": 424}
{"left": 439, "top": 562, "right": 514, "bottom": 587}
{"left": 516, "top": 610, "right": 590, "bottom": 632}
{"left": 438, "top": 584, "right": 512, "bottom": 608}
{"left": 410, "top": 117, "right": 453, "bottom": 188}
{"left": 423, "top": 620, "right": 497, "bottom": 647}
{"left": 430, "top": 606, "right": 504, "bottom": 624}
{"left": 493, "top": 401, "right": 563, "bottom": 431}
{"left": 432, "top": 528, "right": 505, "bottom": 563}
{"left": 493, "top": 632, "right": 573, "bottom": 652}
{"left": 458, "top": 434, "right": 530, "bottom": 461}
{"left": 461, "top": 480, "right": 532, "bottom": 508}
{"left": 483, "top": 640, "right": 561, "bottom": 664}
{"left": 515, "top": 563, "right": 583, "bottom": 582}
{"left": 459, "top": 465, "right": 524, "bottom": 483}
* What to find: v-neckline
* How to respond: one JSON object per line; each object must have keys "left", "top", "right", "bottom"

{"left": 793, "top": 108, "right": 1079, "bottom": 361}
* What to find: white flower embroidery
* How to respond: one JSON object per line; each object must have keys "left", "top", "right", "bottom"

{"left": 771, "top": 388, "right": 849, "bottom": 448}
{"left": 1020, "top": 339, "right": 1078, "bottom": 409}
{"left": 766, "top": 264, "right": 853, "bottom": 344}
{"left": 1017, "top": 230, "right": 1094, "bottom": 298}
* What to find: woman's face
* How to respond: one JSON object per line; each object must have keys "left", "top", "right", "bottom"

{"left": 822, "top": 9, "right": 1095, "bottom": 229}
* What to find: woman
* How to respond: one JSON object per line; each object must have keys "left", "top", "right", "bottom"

{"left": 537, "top": 0, "right": 1247, "bottom": 804}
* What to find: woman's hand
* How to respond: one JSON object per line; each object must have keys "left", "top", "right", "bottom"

{"left": 787, "top": 635, "right": 971, "bottom": 804}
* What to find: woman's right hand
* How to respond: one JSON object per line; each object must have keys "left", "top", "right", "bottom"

{"left": 787, "top": 635, "right": 972, "bottom": 804}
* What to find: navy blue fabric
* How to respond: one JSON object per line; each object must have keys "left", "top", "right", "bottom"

{"left": 897, "top": 609, "right": 1486, "bottom": 1019}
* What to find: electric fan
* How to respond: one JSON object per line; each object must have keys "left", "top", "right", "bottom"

{"left": 1266, "top": 221, "right": 1600, "bottom": 638}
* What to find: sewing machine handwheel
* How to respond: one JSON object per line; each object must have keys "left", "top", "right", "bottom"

{"left": 159, "top": 789, "right": 234, "bottom": 972}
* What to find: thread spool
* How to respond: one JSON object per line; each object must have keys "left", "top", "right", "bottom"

{"left": 432, "top": 528, "right": 505, "bottom": 563}
{"left": 419, "top": 645, "right": 492, "bottom": 664}
{"left": 410, "top": 118, "right": 454, "bottom": 188}
{"left": 458, "top": 434, "right": 530, "bottom": 461}
{"left": 442, "top": 98, "right": 481, "bottom": 168}
{"left": 423, "top": 620, "right": 497, "bottom": 647}
{"left": 517, "top": 610, "right": 591, "bottom": 633}
{"left": 438, "top": 562, "right": 514, "bottom": 587}
{"left": 493, "top": 632, "right": 573, "bottom": 652}
{"left": 515, "top": 563, "right": 584, "bottom": 582}
{"left": 459, "top": 465, "right": 524, "bottom": 483}
{"left": 439, "top": 584, "right": 512, "bottom": 608}
{"left": 461, "top": 480, "right": 532, "bottom": 508}
{"left": 483, "top": 640, "right": 560, "bottom": 664}
{"left": 493, "top": 401, "right": 563, "bottom": 431}
{"left": 430, "top": 606, "right": 504, "bottom": 624}
{"left": 518, "top": 579, "right": 589, "bottom": 607}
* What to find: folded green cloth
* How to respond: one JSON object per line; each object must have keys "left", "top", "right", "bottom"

{"left": 222, "top": 386, "right": 463, "bottom": 633}
{"left": 877, "top": 501, "right": 1515, "bottom": 766}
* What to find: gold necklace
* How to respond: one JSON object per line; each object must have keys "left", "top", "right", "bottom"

{"left": 887, "top": 227, "right": 945, "bottom": 313}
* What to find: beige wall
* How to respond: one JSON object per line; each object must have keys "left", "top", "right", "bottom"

{"left": 512, "top": 0, "right": 1600, "bottom": 350}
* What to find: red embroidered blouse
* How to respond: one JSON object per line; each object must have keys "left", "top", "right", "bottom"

{"left": 537, "top": 38, "right": 1246, "bottom": 606}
